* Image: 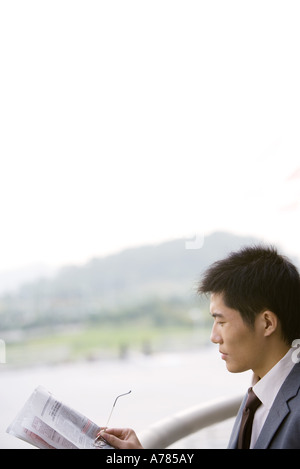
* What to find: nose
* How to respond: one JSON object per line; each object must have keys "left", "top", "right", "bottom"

{"left": 210, "top": 322, "right": 223, "bottom": 345}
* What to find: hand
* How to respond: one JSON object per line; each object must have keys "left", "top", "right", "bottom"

{"left": 95, "top": 427, "right": 143, "bottom": 449}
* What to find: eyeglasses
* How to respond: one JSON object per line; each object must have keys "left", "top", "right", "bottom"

{"left": 93, "top": 390, "right": 131, "bottom": 448}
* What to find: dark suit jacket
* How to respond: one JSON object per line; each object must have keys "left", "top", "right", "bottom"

{"left": 228, "top": 362, "right": 300, "bottom": 449}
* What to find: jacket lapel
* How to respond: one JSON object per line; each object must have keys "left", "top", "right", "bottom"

{"left": 253, "top": 391, "right": 290, "bottom": 448}
{"left": 254, "top": 363, "right": 300, "bottom": 449}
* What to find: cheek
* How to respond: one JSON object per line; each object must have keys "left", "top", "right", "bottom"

{"left": 225, "top": 327, "right": 261, "bottom": 370}
{"left": 223, "top": 323, "right": 253, "bottom": 354}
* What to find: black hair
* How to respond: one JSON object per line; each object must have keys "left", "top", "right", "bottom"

{"left": 198, "top": 245, "right": 300, "bottom": 345}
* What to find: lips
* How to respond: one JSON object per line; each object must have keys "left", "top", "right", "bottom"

{"left": 220, "top": 351, "right": 228, "bottom": 360}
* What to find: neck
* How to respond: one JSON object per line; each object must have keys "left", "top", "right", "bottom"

{"left": 253, "top": 341, "right": 290, "bottom": 379}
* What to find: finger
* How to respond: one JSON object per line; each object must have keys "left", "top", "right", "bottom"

{"left": 104, "top": 427, "right": 127, "bottom": 438}
{"left": 95, "top": 427, "right": 107, "bottom": 439}
{"left": 100, "top": 431, "right": 125, "bottom": 449}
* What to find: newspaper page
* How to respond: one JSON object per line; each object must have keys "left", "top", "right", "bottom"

{"left": 6, "top": 385, "right": 113, "bottom": 449}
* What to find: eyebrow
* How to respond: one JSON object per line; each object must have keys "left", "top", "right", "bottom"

{"left": 210, "top": 312, "right": 225, "bottom": 319}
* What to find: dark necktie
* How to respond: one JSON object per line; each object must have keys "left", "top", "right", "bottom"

{"left": 237, "top": 387, "right": 261, "bottom": 449}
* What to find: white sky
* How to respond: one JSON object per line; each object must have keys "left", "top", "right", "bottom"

{"left": 1, "top": 0, "right": 300, "bottom": 271}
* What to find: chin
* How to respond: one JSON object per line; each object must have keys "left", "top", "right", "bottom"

{"left": 225, "top": 361, "right": 249, "bottom": 374}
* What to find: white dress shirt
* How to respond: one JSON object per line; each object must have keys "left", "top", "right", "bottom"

{"left": 250, "top": 348, "right": 295, "bottom": 448}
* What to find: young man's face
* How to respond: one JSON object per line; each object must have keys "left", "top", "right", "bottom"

{"left": 209, "top": 293, "right": 266, "bottom": 374}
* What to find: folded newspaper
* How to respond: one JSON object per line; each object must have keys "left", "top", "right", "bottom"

{"left": 6, "top": 385, "right": 113, "bottom": 449}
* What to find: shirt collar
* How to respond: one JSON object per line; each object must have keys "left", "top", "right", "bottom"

{"left": 253, "top": 348, "right": 295, "bottom": 410}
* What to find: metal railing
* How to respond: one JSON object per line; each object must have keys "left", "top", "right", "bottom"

{"left": 139, "top": 394, "right": 243, "bottom": 449}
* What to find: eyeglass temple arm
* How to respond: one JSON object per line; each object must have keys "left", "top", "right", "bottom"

{"left": 105, "top": 390, "right": 132, "bottom": 428}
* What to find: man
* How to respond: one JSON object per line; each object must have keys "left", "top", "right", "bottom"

{"left": 96, "top": 245, "right": 300, "bottom": 449}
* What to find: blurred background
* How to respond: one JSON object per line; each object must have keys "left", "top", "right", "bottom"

{"left": 1, "top": 0, "right": 300, "bottom": 448}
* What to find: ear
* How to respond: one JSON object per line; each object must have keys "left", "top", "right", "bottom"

{"left": 261, "top": 310, "right": 278, "bottom": 337}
